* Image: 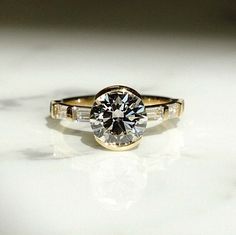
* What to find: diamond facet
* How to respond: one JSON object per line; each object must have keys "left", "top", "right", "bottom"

{"left": 90, "top": 86, "right": 147, "bottom": 149}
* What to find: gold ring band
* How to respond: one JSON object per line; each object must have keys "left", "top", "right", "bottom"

{"left": 50, "top": 85, "right": 184, "bottom": 150}
{"left": 51, "top": 96, "right": 184, "bottom": 121}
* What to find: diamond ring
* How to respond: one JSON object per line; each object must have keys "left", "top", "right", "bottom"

{"left": 50, "top": 85, "right": 184, "bottom": 150}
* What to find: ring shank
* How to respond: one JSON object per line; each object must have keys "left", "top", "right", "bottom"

{"left": 50, "top": 95, "right": 184, "bottom": 124}
{"left": 60, "top": 95, "right": 174, "bottom": 107}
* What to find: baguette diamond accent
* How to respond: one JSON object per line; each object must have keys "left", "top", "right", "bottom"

{"left": 75, "top": 107, "right": 90, "bottom": 121}
{"left": 146, "top": 106, "right": 165, "bottom": 122}
{"left": 167, "top": 103, "right": 180, "bottom": 119}
{"left": 52, "top": 104, "right": 68, "bottom": 119}
{"left": 51, "top": 103, "right": 90, "bottom": 121}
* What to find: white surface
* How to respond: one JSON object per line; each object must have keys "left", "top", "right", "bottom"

{"left": 0, "top": 29, "right": 236, "bottom": 235}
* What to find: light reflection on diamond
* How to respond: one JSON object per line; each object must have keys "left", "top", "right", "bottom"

{"left": 90, "top": 89, "right": 147, "bottom": 147}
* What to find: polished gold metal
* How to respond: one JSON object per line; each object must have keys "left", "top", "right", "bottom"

{"left": 51, "top": 96, "right": 184, "bottom": 121}
{"left": 94, "top": 136, "right": 142, "bottom": 151}
{"left": 50, "top": 85, "right": 184, "bottom": 150}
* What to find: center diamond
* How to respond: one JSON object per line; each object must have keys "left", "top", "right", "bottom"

{"left": 90, "top": 86, "right": 147, "bottom": 149}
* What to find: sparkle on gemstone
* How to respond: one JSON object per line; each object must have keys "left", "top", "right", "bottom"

{"left": 90, "top": 88, "right": 147, "bottom": 147}
{"left": 167, "top": 103, "right": 180, "bottom": 119}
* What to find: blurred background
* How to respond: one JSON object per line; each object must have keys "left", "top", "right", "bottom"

{"left": 1, "top": 0, "right": 236, "bottom": 96}
{"left": 0, "top": 0, "right": 236, "bottom": 35}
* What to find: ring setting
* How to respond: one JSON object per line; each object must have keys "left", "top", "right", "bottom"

{"left": 50, "top": 85, "right": 184, "bottom": 150}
